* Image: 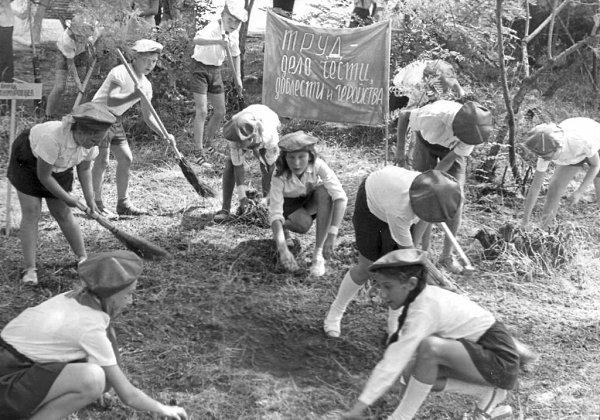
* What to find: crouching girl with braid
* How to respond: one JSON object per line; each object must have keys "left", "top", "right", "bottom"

{"left": 340, "top": 249, "right": 519, "bottom": 420}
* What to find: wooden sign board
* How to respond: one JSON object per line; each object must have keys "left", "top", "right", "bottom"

{"left": 0, "top": 82, "right": 43, "bottom": 100}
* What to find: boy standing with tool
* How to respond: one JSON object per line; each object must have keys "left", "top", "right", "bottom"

{"left": 91, "top": 39, "right": 175, "bottom": 216}
{"left": 190, "top": 0, "right": 247, "bottom": 151}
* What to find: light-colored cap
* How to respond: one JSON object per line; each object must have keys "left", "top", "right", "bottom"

{"left": 224, "top": 0, "right": 248, "bottom": 22}
{"left": 278, "top": 131, "right": 318, "bottom": 152}
{"left": 131, "top": 39, "right": 164, "bottom": 54}
{"left": 78, "top": 251, "right": 142, "bottom": 298}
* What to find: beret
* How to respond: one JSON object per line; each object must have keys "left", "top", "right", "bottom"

{"left": 131, "top": 39, "right": 164, "bottom": 53}
{"left": 224, "top": 0, "right": 248, "bottom": 22}
{"left": 279, "top": 131, "right": 318, "bottom": 152}
{"left": 71, "top": 102, "right": 116, "bottom": 130}
{"left": 524, "top": 123, "right": 562, "bottom": 156}
{"left": 409, "top": 170, "right": 462, "bottom": 223}
{"left": 78, "top": 250, "right": 142, "bottom": 298}
{"left": 452, "top": 101, "right": 493, "bottom": 145}
{"left": 223, "top": 112, "right": 259, "bottom": 145}
{"left": 369, "top": 249, "right": 428, "bottom": 271}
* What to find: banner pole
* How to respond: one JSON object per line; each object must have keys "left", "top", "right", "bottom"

{"left": 384, "top": 122, "right": 389, "bottom": 165}
{"left": 5, "top": 99, "right": 17, "bottom": 235}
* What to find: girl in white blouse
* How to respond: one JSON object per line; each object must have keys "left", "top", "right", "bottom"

{"left": 341, "top": 249, "right": 519, "bottom": 420}
{"left": 269, "top": 131, "right": 348, "bottom": 277}
{"left": 7, "top": 103, "right": 115, "bottom": 285}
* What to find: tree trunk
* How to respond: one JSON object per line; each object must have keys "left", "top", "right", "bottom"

{"left": 238, "top": 0, "right": 256, "bottom": 81}
{"left": 496, "top": 0, "right": 520, "bottom": 183}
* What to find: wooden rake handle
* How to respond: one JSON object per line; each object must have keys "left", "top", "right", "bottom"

{"left": 439, "top": 222, "right": 475, "bottom": 273}
{"left": 72, "top": 57, "right": 98, "bottom": 110}
{"left": 115, "top": 49, "right": 183, "bottom": 160}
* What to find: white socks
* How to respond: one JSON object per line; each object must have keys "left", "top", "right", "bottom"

{"left": 324, "top": 271, "right": 361, "bottom": 337}
{"left": 444, "top": 378, "right": 507, "bottom": 413}
{"left": 388, "top": 376, "right": 432, "bottom": 420}
{"left": 387, "top": 306, "right": 404, "bottom": 336}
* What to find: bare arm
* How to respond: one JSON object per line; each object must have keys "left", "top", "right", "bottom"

{"left": 271, "top": 219, "right": 299, "bottom": 271}
{"left": 395, "top": 110, "right": 411, "bottom": 166}
{"left": 103, "top": 365, "right": 187, "bottom": 419}
{"left": 522, "top": 170, "right": 545, "bottom": 227}
{"left": 434, "top": 150, "right": 460, "bottom": 173}
{"left": 76, "top": 160, "right": 97, "bottom": 211}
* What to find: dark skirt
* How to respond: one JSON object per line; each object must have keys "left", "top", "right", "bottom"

{"left": 0, "top": 339, "right": 66, "bottom": 419}
{"left": 459, "top": 321, "right": 520, "bottom": 390}
{"left": 7, "top": 129, "right": 74, "bottom": 199}
{"left": 353, "top": 178, "right": 399, "bottom": 261}
{"left": 282, "top": 191, "right": 316, "bottom": 220}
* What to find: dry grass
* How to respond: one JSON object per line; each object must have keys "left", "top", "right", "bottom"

{"left": 1, "top": 38, "right": 600, "bottom": 420}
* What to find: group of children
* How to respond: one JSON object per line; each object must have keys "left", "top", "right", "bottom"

{"left": 3, "top": 1, "right": 600, "bottom": 419}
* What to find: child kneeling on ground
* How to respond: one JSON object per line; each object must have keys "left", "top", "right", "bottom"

{"left": 341, "top": 249, "right": 519, "bottom": 420}
{"left": 0, "top": 251, "right": 188, "bottom": 420}
{"left": 269, "top": 131, "right": 348, "bottom": 277}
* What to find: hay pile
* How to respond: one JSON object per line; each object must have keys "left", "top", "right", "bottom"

{"left": 231, "top": 189, "right": 270, "bottom": 229}
{"left": 474, "top": 222, "right": 577, "bottom": 271}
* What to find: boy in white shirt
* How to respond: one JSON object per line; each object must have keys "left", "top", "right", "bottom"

{"left": 91, "top": 39, "right": 175, "bottom": 216}
{"left": 522, "top": 118, "right": 600, "bottom": 228}
{"left": 190, "top": 0, "right": 247, "bottom": 150}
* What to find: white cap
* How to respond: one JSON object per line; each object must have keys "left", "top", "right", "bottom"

{"left": 131, "top": 39, "right": 164, "bottom": 54}
{"left": 224, "top": 0, "right": 248, "bottom": 22}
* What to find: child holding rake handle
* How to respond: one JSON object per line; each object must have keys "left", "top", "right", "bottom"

{"left": 340, "top": 248, "right": 519, "bottom": 420}
{"left": 269, "top": 131, "right": 348, "bottom": 277}
{"left": 7, "top": 103, "right": 115, "bottom": 285}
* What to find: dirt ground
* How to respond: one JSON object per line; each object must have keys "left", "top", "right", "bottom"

{"left": 1, "top": 35, "right": 600, "bottom": 420}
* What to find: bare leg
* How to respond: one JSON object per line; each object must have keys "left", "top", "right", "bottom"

{"left": 92, "top": 145, "right": 111, "bottom": 203}
{"left": 31, "top": 363, "right": 105, "bottom": 420}
{"left": 45, "top": 69, "right": 67, "bottom": 117}
{"left": 16, "top": 191, "right": 42, "bottom": 270}
{"left": 46, "top": 198, "right": 86, "bottom": 260}
{"left": 204, "top": 92, "right": 226, "bottom": 145}
{"left": 111, "top": 142, "right": 133, "bottom": 202}
{"left": 541, "top": 165, "right": 579, "bottom": 228}
{"left": 193, "top": 92, "right": 208, "bottom": 149}
{"left": 304, "top": 185, "right": 333, "bottom": 252}
{"left": 221, "top": 158, "right": 236, "bottom": 213}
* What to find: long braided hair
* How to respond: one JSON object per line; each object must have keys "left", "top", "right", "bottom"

{"left": 372, "top": 264, "right": 428, "bottom": 346}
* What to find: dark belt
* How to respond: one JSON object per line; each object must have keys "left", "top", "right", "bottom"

{"left": 0, "top": 337, "right": 34, "bottom": 364}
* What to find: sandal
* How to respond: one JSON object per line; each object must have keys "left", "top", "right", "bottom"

{"left": 213, "top": 209, "right": 230, "bottom": 223}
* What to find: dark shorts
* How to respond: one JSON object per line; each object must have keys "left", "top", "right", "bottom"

{"left": 459, "top": 321, "right": 520, "bottom": 390}
{"left": 283, "top": 191, "right": 316, "bottom": 220}
{"left": 100, "top": 121, "right": 128, "bottom": 148}
{"left": 7, "top": 129, "right": 74, "bottom": 198}
{"left": 190, "top": 60, "right": 224, "bottom": 95}
{"left": 349, "top": 7, "right": 373, "bottom": 27}
{"left": 412, "top": 133, "right": 466, "bottom": 184}
{"left": 0, "top": 340, "right": 66, "bottom": 419}
{"left": 353, "top": 178, "right": 401, "bottom": 262}
{"left": 273, "top": 0, "right": 295, "bottom": 12}
{"left": 571, "top": 152, "right": 600, "bottom": 177}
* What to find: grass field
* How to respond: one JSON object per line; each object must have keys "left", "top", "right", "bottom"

{"left": 1, "top": 35, "right": 600, "bottom": 420}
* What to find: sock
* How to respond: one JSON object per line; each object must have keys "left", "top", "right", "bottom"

{"left": 313, "top": 247, "right": 323, "bottom": 258}
{"left": 444, "top": 379, "right": 507, "bottom": 413}
{"left": 324, "top": 271, "right": 361, "bottom": 329}
{"left": 236, "top": 184, "right": 246, "bottom": 199}
{"left": 387, "top": 306, "right": 404, "bottom": 336}
{"left": 388, "top": 376, "right": 432, "bottom": 420}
